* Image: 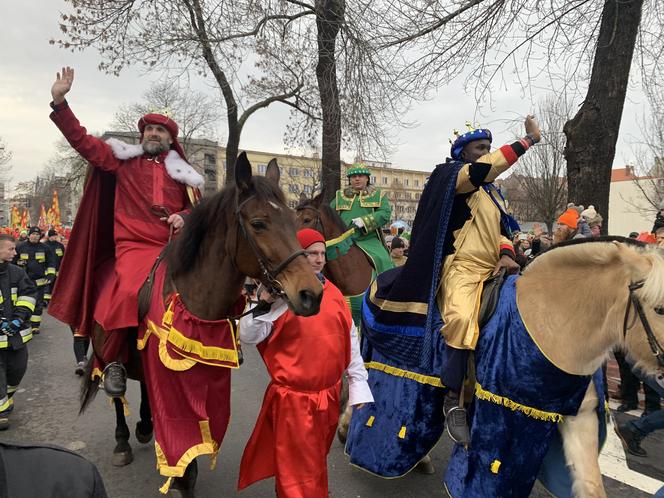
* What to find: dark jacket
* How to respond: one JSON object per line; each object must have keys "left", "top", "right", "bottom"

{"left": 0, "top": 262, "right": 37, "bottom": 349}
{"left": 45, "top": 240, "right": 65, "bottom": 273}
{"left": 15, "top": 241, "right": 56, "bottom": 286}
{"left": 0, "top": 441, "right": 108, "bottom": 498}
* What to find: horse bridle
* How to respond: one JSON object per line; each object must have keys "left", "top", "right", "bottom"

{"left": 623, "top": 280, "right": 664, "bottom": 368}
{"left": 235, "top": 194, "right": 307, "bottom": 294}
{"left": 294, "top": 205, "right": 326, "bottom": 238}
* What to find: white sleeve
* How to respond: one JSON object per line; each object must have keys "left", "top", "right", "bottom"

{"left": 346, "top": 321, "right": 374, "bottom": 406}
{"left": 238, "top": 299, "right": 288, "bottom": 344}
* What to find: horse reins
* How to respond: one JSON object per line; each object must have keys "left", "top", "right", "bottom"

{"left": 623, "top": 280, "right": 664, "bottom": 368}
{"left": 235, "top": 194, "right": 307, "bottom": 296}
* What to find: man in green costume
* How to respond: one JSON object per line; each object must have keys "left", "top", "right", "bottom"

{"left": 331, "top": 164, "right": 394, "bottom": 274}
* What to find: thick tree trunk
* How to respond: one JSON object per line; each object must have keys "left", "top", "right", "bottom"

{"left": 563, "top": 0, "right": 644, "bottom": 234}
{"left": 316, "top": 0, "right": 345, "bottom": 204}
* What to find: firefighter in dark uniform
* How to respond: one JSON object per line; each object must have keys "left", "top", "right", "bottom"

{"left": 43, "top": 228, "right": 65, "bottom": 306}
{"left": 15, "top": 227, "right": 55, "bottom": 335}
{"left": 0, "top": 234, "right": 38, "bottom": 430}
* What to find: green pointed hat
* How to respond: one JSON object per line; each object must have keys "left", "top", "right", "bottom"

{"left": 346, "top": 163, "right": 371, "bottom": 177}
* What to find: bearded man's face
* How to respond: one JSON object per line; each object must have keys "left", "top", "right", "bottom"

{"left": 142, "top": 124, "right": 172, "bottom": 156}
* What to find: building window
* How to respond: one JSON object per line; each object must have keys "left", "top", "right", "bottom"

{"left": 414, "top": 179, "right": 419, "bottom": 187}
{"left": 303, "top": 168, "right": 314, "bottom": 178}
{"left": 303, "top": 185, "right": 313, "bottom": 194}
{"left": 404, "top": 179, "right": 409, "bottom": 187}
{"left": 415, "top": 193, "right": 420, "bottom": 200}
{"left": 258, "top": 164, "right": 267, "bottom": 174}
{"left": 289, "top": 167, "right": 300, "bottom": 177}
{"left": 382, "top": 177, "right": 388, "bottom": 185}
{"left": 288, "top": 184, "right": 299, "bottom": 193}
{"left": 371, "top": 175, "right": 377, "bottom": 184}
{"left": 288, "top": 200, "right": 298, "bottom": 209}
{"left": 203, "top": 154, "right": 216, "bottom": 183}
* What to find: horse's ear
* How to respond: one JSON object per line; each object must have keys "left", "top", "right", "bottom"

{"left": 614, "top": 241, "right": 651, "bottom": 278}
{"left": 299, "top": 191, "right": 308, "bottom": 203}
{"left": 265, "top": 158, "right": 280, "bottom": 186}
{"left": 235, "top": 152, "right": 252, "bottom": 192}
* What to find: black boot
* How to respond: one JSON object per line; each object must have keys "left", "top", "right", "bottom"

{"left": 615, "top": 423, "right": 647, "bottom": 457}
{"left": 103, "top": 362, "right": 127, "bottom": 397}
{"left": 443, "top": 391, "right": 470, "bottom": 445}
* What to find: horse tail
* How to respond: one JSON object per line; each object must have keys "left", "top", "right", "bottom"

{"left": 79, "top": 359, "right": 100, "bottom": 415}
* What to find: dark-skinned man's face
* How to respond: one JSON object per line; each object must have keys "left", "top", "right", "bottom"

{"left": 460, "top": 139, "right": 491, "bottom": 163}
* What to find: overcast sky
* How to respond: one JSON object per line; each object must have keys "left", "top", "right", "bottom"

{"left": 0, "top": 1, "right": 651, "bottom": 187}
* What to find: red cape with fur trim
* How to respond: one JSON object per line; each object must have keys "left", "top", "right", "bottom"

{"left": 49, "top": 167, "right": 116, "bottom": 336}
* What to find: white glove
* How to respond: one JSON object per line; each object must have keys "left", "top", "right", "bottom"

{"left": 352, "top": 217, "right": 365, "bottom": 229}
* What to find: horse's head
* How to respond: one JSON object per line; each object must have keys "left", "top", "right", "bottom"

{"left": 234, "top": 153, "right": 322, "bottom": 316}
{"left": 615, "top": 242, "right": 664, "bottom": 375}
{"left": 295, "top": 193, "right": 325, "bottom": 235}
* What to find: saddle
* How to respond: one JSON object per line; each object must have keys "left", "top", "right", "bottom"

{"left": 478, "top": 268, "right": 507, "bottom": 329}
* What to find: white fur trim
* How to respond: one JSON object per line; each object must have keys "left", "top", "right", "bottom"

{"left": 164, "top": 150, "right": 204, "bottom": 189}
{"left": 105, "top": 138, "right": 204, "bottom": 189}
{"left": 106, "top": 138, "right": 144, "bottom": 160}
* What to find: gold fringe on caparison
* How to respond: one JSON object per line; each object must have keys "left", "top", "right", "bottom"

{"left": 107, "top": 396, "right": 131, "bottom": 417}
{"left": 474, "top": 382, "right": 563, "bottom": 423}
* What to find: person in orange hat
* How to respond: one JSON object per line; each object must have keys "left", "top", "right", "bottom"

{"left": 238, "top": 228, "right": 373, "bottom": 497}
{"left": 48, "top": 67, "right": 203, "bottom": 397}
{"left": 553, "top": 207, "right": 580, "bottom": 244}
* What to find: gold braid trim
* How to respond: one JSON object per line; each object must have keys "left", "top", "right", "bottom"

{"left": 326, "top": 228, "right": 356, "bottom": 248}
{"left": 167, "top": 324, "right": 238, "bottom": 364}
{"left": 156, "top": 421, "right": 219, "bottom": 493}
{"left": 474, "top": 382, "right": 564, "bottom": 423}
{"left": 365, "top": 361, "right": 445, "bottom": 388}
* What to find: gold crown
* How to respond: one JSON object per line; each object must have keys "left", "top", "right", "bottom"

{"left": 149, "top": 107, "right": 173, "bottom": 118}
{"left": 449, "top": 122, "right": 480, "bottom": 144}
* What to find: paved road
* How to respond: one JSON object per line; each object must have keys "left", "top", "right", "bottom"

{"left": 2, "top": 314, "right": 660, "bottom": 497}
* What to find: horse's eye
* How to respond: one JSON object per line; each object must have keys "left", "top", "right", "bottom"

{"left": 250, "top": 220, "right": 267, "bottom": 230}
{"left": 655, "top": 307, "right": 664, "bottom": 316}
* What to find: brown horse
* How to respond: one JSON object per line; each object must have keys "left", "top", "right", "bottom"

{"left": 81, "top": 154, "right": 322, "bottom": 496}
{"left": 295, "top": 194, "right": 374, "bottom": 314}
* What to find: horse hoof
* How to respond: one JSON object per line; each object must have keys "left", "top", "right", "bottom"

{"left": 135, "top": 424, "right": 153, "bottom": 444}
{"left": 415, "top": 457, "right": 436, "bottom": 475}
{"left": 111, "top": 450, "right": 134, "bottom": 467}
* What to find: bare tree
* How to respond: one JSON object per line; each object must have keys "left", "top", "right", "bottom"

{"left": 111, "top": 80, "right": 221, "bottom": 157}
{"left": 353, "top": 0, "right": 663, "bottom": 233}
{"left": 53, "top": 0, "right": 313, "bottom": 182}
{"left": 510, "top": 95, "right": 570, "bottom": 232}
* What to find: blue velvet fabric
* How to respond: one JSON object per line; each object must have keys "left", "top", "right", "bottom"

{"left": 345, "top": 299, "right": 449, "bottom": 476}
{"left": 445, "top": 276, "right": 595, "bottom": 497}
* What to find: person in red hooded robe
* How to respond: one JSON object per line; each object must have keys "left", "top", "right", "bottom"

{"left": 237, "top": 228, "right": 373, "bottom": 498}
{"left": 48, "top": 67, "right": 203, "bottom": 397}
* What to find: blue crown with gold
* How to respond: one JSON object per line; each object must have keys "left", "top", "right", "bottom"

{"left": 449, "top": 121, "right": 492, "bottom": 160}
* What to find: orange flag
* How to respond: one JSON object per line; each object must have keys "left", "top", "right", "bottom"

{"left": 10, "top": 205, "right": 20, "bottom": 228}
{"left": 20, "top": 209, "right": 28, "bottom": 229}
{"left": 39, "top": 204, "right": 48, "bottom": 230}
{"left": 51, "top": 190, "right": 61, "bottom": 227}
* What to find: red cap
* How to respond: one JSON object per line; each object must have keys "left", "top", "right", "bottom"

{"left": 137, "top": 113, "right": 188, "bottom": 161}
{"left": 636, "top": 232, "right": 656, "bottom": 244}
{"left": 296, "top": 228, "right": 325, "bottom": 249}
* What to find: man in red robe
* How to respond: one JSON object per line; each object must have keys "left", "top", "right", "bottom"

{"left": 48, "top": 67, "right": 203, "bottom": 397}
{"left": 238, "top": 228, "right": 374, "bottom": 498}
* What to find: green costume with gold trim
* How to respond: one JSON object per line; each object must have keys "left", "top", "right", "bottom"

{"left": 331, "top": 185, "right": 394, "bottom": 275}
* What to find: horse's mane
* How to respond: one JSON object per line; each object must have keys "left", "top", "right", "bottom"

{"left": 296, "top": 195, "right": 348, "bottom": 233}
{"left": 527, "top": 235, "right": 664, "bottom": 305}
{"left": 169, "top": 177, "right": 286, "bottom": 276}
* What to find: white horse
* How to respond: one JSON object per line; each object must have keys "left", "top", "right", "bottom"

{"left": 343, "top": 239, "right": 664, "bottom": 497}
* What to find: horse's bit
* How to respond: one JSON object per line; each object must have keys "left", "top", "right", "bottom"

{"left": 235, "top": 194, "right": 307, "bottom": 295}
{"left": 623, "top": 280, "right": 664, "bottom": 368}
